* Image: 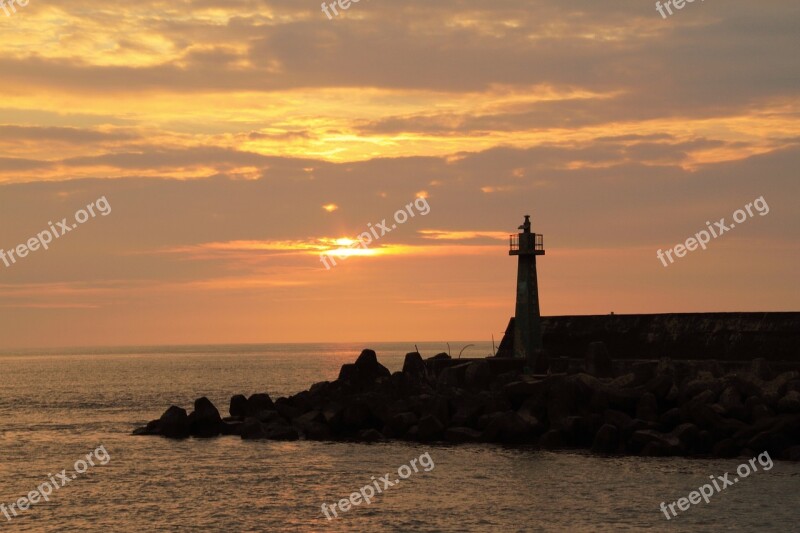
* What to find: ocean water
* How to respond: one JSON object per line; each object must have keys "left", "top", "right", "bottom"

{"left": 0, "top": 342, "right": 798, "bottom": 532}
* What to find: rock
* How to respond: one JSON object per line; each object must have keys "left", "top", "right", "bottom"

{"left": 387, "top": 412, "right": 418, "bottom": 437}
{"left": 428, "top": 353, "right": 451, "bottom": 361}
{"left": 275, "top": 398, "right": 305, "bottom": 420}
{"left": 342, "top": 400, "right": 373, "bottom": 430}
{"left": 229, "top": 394, "right": 247, "bottom": 418}
{"left": 483, "top": 411, "right": 538, "bottom": 443}
{"left": 338, "top": 349, "right": 391, "bottom": 390}
{"left": 636, "top": 393, "right": 659, "bottom": 423}
{"left": 189, "top": 397, "right": 222, "bottom": 438}
{"left": 603, "top": 409, "right": 633, "bottom": 433}
{"left": 742, "top": 414, "right": 800, "bottom": 456}
{"left": 719, "top": 386, "right": 743, "bottom": 412}
{"left": 417, "top": 414, "right": 445, "bottom": 441}
{"left": 585, "top": 341, "right": 613, "bottom": 378}
{"left": 712, "top": 438, "right": 739, "bottom": 458}
{"left": 450, "top": 394, "right": 485, "bottom": 427}
{"left": 464, "top": 360, "right": 494, "bottom": 390}
{"left": 750, "top": 358, "right": 774, "bottom": 380}
{"left": 671, "top": 423, "right": 700, "bottom": 452}
{"left": 146, "top": 405, "right": 190, "bottom": 439}
{"left": 780, "top": 445, "right": 800, "bottom": 461}
{"left": 539, "top": 429, "right": 564, "bottom": 450}
{"left": 358, "top": 429, "right": 385, "bottom": 442}
{"left": 292, "top": 410, "right": 331, "bottom": 440}
{"left": 562, "top": 415, "right": 601, "bottom": 447}
{"left": 631, "top": 430, "right": 681, "bottom": 455}
{"left": 264, "top": 423, "right": 300, "bottom": 441}
{"left": 659, "top": 408, "right": 681, "bottom": 430}
{"left": 777, "top": 391, "right": 800, "bottom": 414}
{"left": 220, "top": 421, "right": 243, "bottom": 436}
{"left": 610, "top": 373, "right": 637, "bottom": 389}
{"left": 444, "top": 427, "right": 482, "bottom": 443}
{"left": 632, "top": 362, "right": 658, "bottom": 384}
{"left": 640, "top": 442, "right": 669, "bottom": 457}
{"left": 257, "top": 410, "right": 283, "bottom": 424}
{"left": 680, "top": 379, "right": 723, "bottom": 404}
{"left": 246, "top": 393, "right": 274, "bottom": 417}
{"left": 402, "top": 352, "right": 427, "bottom": 379}
{"left": 750, "top": 403, "right": 775, "bottom": 423}
{"left": 437, "top": 364, "right": 468, "bottom": 391}
{"left": 546, "top": 376, "right": 585, "bottom": 428}
{"left": 309, "top": 381, "right": 330, "bottom": 397}
{"left": 503, "top": 379, "right": 547, "bottom": 409}
{"left": 240, "top": 418, "right": 266, "bottom": 439}
{"left": 592, "top": 424, "right": 620, "bottom": 454}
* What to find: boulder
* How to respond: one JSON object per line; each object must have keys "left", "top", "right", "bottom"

{"left": 636, "top": 393, "right": 659, "bottom": 423}
{"left": 780, "top": 445, "right": 800, "bottom": 461}
{"left": 503, "top": 379, "right": 547, "bottom": 409}
{"left": 591, "top": 424, "right": 620, "bottom": 454}
{"left": 712, "top": 438, "right": 739, "bottom": 458}
{"left": 436, "top": 364, "right": 468, "bottom": 391}
{"left": 240, "top": 418, "right": 266, "bottom": 440}
{"left": 482, "top": 411, "right": 538, "bottom": 443}
{"left": 464, "top": 360, "right": 494, "bottom": 390}
{"left": 189, "top": 397, "right": 222, "bottom": 438}
{"left": 246, "top": 393, "right": 275, "bottom": 416}
{"left": 387, "top": 412, "right": 418, "bottom": 437}
{"left": 275, "top": 398, "right": 305, "bottom": 420}
{"left": 444, "top": 427, "right": 482, "bottom": 443}
{"left": 417, "top": 414, "right": 445, "bottom": 441}
{"left": 229, "top": 394, "right": 247, "bottom": 418}
{"left": 450, "top": 394, "right": 485, "bottom": 427}
{"left": 358, "top": 429, "right": 385, "bottom": 442}
{"left": 777, "top": 390, "right": 800, "bottom": 414}
{"left": 292, "top": 410, "right": 331, "bottom": 440}
{"left": 220, "top": 421, "right": 243, "bottom": 436}
{"left": 750, "top": 358, "right": 774, "bottom": 380}
{"left": 671, "top": 423, "right": 700, "bottom": 452}
{"left": 150, "top": 405, "right": 190, "bottom": 439}
{"left": 338, "top": 349, "right": 391, "bottom": 390}
{"left": 631, "top": 430, "right": 681, "bottom": 455}
{"left": 264, "top": 422, "right": 300, "bottom": 441}
{"left": 402, "top": 352, "right": 428, "bottom": 379}
{"left": 539, "top": 429, "right": 564, "bottom": 450}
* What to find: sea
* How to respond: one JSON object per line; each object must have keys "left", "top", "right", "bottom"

{"left": 0, "top": 342, "right": 797, "bottom": 532}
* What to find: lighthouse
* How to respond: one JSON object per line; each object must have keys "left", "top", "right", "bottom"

{"left": 508, "top": 215, "right": 545, "bottom": 370}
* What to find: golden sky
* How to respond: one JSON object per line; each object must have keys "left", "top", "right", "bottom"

{"left": 0, "top": 0, "right": 798, "bottom": 348}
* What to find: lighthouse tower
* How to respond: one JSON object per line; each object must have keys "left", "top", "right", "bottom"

{"left": 508, "top": 215, "right": 545, "bottom": 370}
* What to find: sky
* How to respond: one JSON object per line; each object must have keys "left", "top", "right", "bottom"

{"left": 0, "top": 0, "right": 798, "bottom": 349}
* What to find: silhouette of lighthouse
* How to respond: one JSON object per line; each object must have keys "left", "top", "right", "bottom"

{"left": 508, "top": 215, "right": 545, "bottom": 370}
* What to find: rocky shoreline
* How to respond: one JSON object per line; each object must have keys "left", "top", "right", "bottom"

{"left": 133, "top": 348, "right": 800, "bottom": 461}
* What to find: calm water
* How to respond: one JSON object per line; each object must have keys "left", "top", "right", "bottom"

{"left": 0, "top": 343, "right": 797, "bottom": 532}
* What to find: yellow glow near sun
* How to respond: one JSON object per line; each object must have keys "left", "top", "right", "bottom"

{"left": 322, "top": 204, "right": 339, "bottom": 212}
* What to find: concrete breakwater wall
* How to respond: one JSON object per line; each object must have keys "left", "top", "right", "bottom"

{"left": 527, "top": 312, "right": 800, "bottom": 362}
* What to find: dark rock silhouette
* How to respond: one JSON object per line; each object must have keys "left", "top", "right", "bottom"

{"left": 133, "top": 348, "right": 800, "bottom": 461}
{"left": 133, "top": 405, "right": 190, "bottom": 439}
{"left": 189, "top": 397, "right": 223, "bottom": 438}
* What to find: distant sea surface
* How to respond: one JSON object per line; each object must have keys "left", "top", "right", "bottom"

{"left": 1, "top": 342, "right": 798, "bottom": 532}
